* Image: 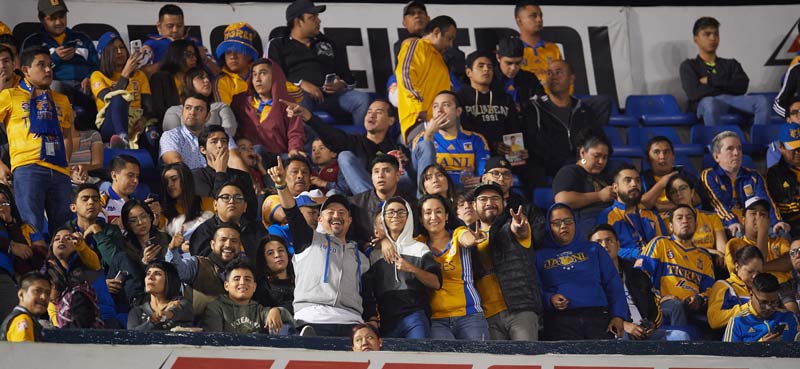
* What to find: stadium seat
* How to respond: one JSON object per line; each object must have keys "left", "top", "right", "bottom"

{"left": 576, "top": 94, "right": 637, "bottom": 127}
{"left": 689, "top": 125, "right": 760, "bottom": 155}
{"left": 750, "top": 124, "right": 782, "bottom": 149}
{"left": 313, "top": 110, "right": 337, "bottom": 124}
{"left": 603, "top": 126, "right": 642, "bottom": 157}
{"left": 641, "top": 155, "right": 699, "bottom": 177}
{"left": 628, "top": 126, "right": 704, "bottom": 156}
{"left": 103, "top": 148, "right": 155, "bottom": 170}
{"left": 625, "top": 94, "right": 698, "bottom": 126}
{"left": 533, "top": 187, "right": 554, "bottom": 210}
{"left": 702, "top": 153, "right": 756, "bottom": 170}
{"left": 717, "top": 113, "right": 748, "bottom": 126}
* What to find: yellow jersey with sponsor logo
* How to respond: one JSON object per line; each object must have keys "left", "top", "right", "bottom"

{"left": 639, "top": 236, "right": 715, "bottom": 300}
{"left": 725, "top": 236, "right": 791, "bottom": 284}
{"left": 0, "top": 85, "right": 73, "bottom": 175}
{"left": 89, "top": 70, "right": 150, "bottom": 112}
{"left": 417, "top": 227, "right": 483, "bottom": 319}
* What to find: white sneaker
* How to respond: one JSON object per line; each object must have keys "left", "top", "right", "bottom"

{"left": 299, "top": 325, "right": 316, "bottom": 337}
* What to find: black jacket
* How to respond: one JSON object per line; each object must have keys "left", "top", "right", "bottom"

{"left": 254, "top": 278, "right": 295, "bottom": 315}
{"left": 766, "top": 159, "right": 800, "bottom": 231}
{"left": 472, "top": 215, "right": 543, "bottom": 315}
{"left": 148, "top": 70, "right": 181, "bottom": 126}
{"left": 305, "top": 115, "right": 397, "bottom": 170}
{"left": 348, "top": 190, "right": 417, "bottom": 248}
{"left": 775, "top": 63, "right": 800, "bottom": 118}
{"left": 679, "top": 55, "right": 749, "bottom": 112}
{"left": 188, "top": 216, "right": 266, "bottom": 260}
{"left": 192, "top": 166, "right": 258, "bottom": 222}
{"left": 267, "top": 34, "right": 355, "bottom": 87}
{"left": 619, "top": 258, "right": 662, "bottom": 327}
{"left": 490, "top": 67, "right": 545, "bottom": 109}
{"left": 457, "top": 84, "right": 520, "bottom": 152}
{"left": 523, "top": 95, "right": 601, "bottom": 175}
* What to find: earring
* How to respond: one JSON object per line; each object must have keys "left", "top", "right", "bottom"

{"left": 580, "top": 159, "right": 587, "bottom": 165}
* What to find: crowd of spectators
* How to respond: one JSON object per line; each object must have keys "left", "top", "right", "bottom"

{"left": 2, "top": 0, "right": 800, "bottom": 345}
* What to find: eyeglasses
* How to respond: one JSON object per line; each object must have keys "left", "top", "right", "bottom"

{"left": 789, "top": 248, "right": 800, "bottom": 257}
{"left": 790, "top": 109, "right": 800, "bottom": 117}
{"left": 127, "top": 215, "right": 151, "bottom": 225}
{"left": 550, "top": 218, "right": 575, "bottom": 227}
{"left": 217, "top": 194, "right": 245, "bottom": 203}
{"left": 475, "top": 195, "right": 502, "bottom": 203}
{"left": 385, "top": 210, "right": 409, "bottom": 218}
{"left": 667, "top": 184, "right": 690, "bottom": 196}
{"left": 487, "top": 170, "right": 512, "bottom": 179}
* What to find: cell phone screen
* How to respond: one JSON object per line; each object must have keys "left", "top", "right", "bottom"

{"left": 324, "top": 74, "right": 336, "bottom": 85}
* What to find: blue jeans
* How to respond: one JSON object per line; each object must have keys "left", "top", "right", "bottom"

{"left": 430, "top": 312, "right": 490, "bottom": 340}
{"left": 660, "top": 298, "right": 689, "bottom": 326}
{"left": 100, "top": 95, "right": 129, "bottom": 141}
{"left": 300, "top": 89, "right": 370, "bottom": 126}
{"left": 13, "top": 164, "right": 72, "bottom": 237}
{"left": 697, "top": 94, "right": 771, "bottom": 126}
{"left": 383, "top": 309, "right": 430, "bottom": 339}
{"left": 338, "top": 150, "right": 417, "bottom": 196}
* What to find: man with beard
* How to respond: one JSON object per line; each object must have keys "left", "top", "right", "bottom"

{"left": 169, "top": 222, "right": 245, "bottom": 320}
{"left": 637, "top": 205, "right": 715, "bottom": 329}
{"left": 470, "top": 183, "right": 541, "bottom": 340}
{"left": 597, "top": 164, "right": 667, "bottom": 261}
{"left": 268, "top": 156, "right": 375, "bottom": 337}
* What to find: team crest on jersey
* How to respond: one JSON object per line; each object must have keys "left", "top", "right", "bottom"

{"left": 666, "top": 250, "right": 674, "bottom": 259}
{"left": 748, "top": 327, "right": 755, "bottom": 333}
{"left": 463, "top": 142, "right": 473, "bottom": 151}
{"left": 697, "top": 259, "right": 704, "bottom": 270}
{"left": 743, "top": 184, "right": 754, "bottom": 197}
{"left": 316, "top": 42, "right": 334, "bottom": 58}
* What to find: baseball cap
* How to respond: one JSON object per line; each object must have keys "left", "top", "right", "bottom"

{"left": 96, "top": 31, "right": 120, "bottom": 57}
{"left": 745, "top": 196, "right": 770, "bottom": 211}
{"left": 403, "top": 1, "right": 427, "bottom": 16}
{"left": 38, "top": 0, "right": 68, "bottom": 16}
{"left": 779, "top": 122, "right": 800, "bottom": 150}
{"left": 321, "top": 194, "right": 350, "bottom": 212}
{"left": 286, "top": 0, "right": 326, "bottom": 22}
{"left": 483, "top": 156, "right": 512, "bottom": 174}
{"left": 473, "top": 183, "right": 504, "bottom": 199}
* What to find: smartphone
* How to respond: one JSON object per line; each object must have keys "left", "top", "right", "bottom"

{"left": 324, "top": 73, "right": 336, "bottom": 85}
{"left": 774, "top": 323, "right": 787, "bottom": 335}
{"left": 114, "top": 270, "right": 129, "bottom": 281}
{"left": 130, "top": 39, "right": 142, "bottom": 55}
{"left": 145, "top": 236, "right": 159, "bottom": 247}
{"left": 146, "top": 193, "right": 160, "bottom": 202}
{"left": 63, "top": 39, "right": 79, "bottom": 48}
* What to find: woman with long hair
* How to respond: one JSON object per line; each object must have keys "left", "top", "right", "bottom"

{"left": 150, "top": 39, "right": 201, "bottom": 123}
{"left": 160, "top": 163, "right": 214, "bottom": 244}
{"left": 707, "top": 245, "right": 764, "bottom": 330}
{"left": 121, "top": 199, "right": 173, "bottom": 266}
{"left": 89, "top": 31, "right": 155, "bottom": 151}
{"left": 127, "top": 261, "right": 192, "bottom": 330}
{"left": 254, "top": 235, "right": 295, "bottom": 313}
{"left": 161, "top": 66, "right": 237, "bottom": 136}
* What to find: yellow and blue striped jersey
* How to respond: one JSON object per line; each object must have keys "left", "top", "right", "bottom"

{"left": 723, "top": 304, "right": 800, "bottom": 342}
{"left": 417, "top": 227, "right": 483, "bottom": 319}
{"left": 413, "top": 128, "right": 490, "bottom": 189}
{"left": 638, "top": 235, "right": 715, "bottom": 300}
{"left": 597, "top": 200, "right": 667, "bottom": 261}
{"left": 396, "top": 38, "right": 451, "bottom": 143}
{"left": 520, "top": 40, "right": 561, "bottom": 88}
{"left": 707, "top": 273, "right": 751, "bottom": 329}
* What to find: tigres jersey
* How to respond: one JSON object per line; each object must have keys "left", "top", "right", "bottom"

{"left": 396, "top": 38, "right": 451, "bottom": 143}
{"left": 520, "top": 40, "right": 561, "bottom": 89}
{"left": 417, "top": 227, "right": 483, "bottom": 319}
{"left": 597, "top": 200, "right": 667, "bottom": 260}
{"left": 707, "top": 274, "right": 751, "bottom": 329}
{"left": 725, "top": 236, "right": 791, "bottom": 283}
{"left": 215, "top": 67, "right": 249, "bottom": 106}
{"left": 474, "top": 223, "right": 531, "bottom": 318}
{"left": 412, "top": 128, "right": 490, "bottom": 189}
{"left": 90, "top": 70, "right": 150, "bottom": 112}
{"left": 638, "top": 235, "right": 715, "bottom": 300}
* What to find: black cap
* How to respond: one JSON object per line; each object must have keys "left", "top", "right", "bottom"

{"left": 473, "top": 183, "right": 504, "bottom": 199}
{"left": 321, "top": 194, "right": 350, "bottom": 212}
{"left": 403, "top": 1, "right": 427, "bottom": 16}
{"left": 465, "top": 50, "right": 495, "bottom": 69}
{"left": 483, "top": 156, "right": 512, "bottom": 174}
{"left": 286, "top": 0, "right": 326, "bottom": 22}
{"left": 39, "top": 0, "right": 68, "bottom": 16}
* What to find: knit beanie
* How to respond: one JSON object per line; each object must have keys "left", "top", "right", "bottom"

{"left": 215, "top": 22, "right": 260, "bottom": 64}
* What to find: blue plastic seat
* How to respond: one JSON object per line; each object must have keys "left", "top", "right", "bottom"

{"left": 603, "top": 126, "right": 642, "bottom": 158}
{"left": 750, "top": 124, "right": 783, "bottom": 150}
{"left": 313, "top": 110, "right": 337, "bottom": 124}
{"left": 625, "top": 94, "right": 698, "bottom": 126}
{"left": 628, "top": 126, "right": 704, "bottom": 156}
{"left": 702, "top": 153, "right": 756, "bottom": 170}
{"left": 718, "top": 113, "right": 748, "bottom": 126}
{"left": 333, "top": 124, "right": 366, "bottom": 135}
{"left": 533, "top": 187, "right": 554, "bottom": 211}
{"left": 103, "top": 148, "right": 155, "bottom": 169}
{"left": 690, "top": 125, "right": 759, "bottom": 155}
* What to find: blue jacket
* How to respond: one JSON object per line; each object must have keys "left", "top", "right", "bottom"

{"left": 723, "top": 304, "right": 800, "bottom": 342}
{"left": 267, "top": 224, "right": 295, "bottom": 254}
{"left": 22, "top": 26, "right": 98, "bottom": 82}
{"left": 535, "top": 203, "right": 628, "bottom": 319}
{"left": 597, "top": 200, "right": 667, "bottom": 261}
{"left": 701, "top": 164, "right": 781, "bottom": 227}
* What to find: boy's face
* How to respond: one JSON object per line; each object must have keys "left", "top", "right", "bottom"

{"left": 224, "top": 267, "right": 255, "bottom": 303}
{"left": 694, "top": 26, "right": 719, "bottom": 54}
{"left": 311, "top": 139, "right": 336, "bottom": 165}
{"left": 225, "top": 51, "right": 250, "bottom": 74}
{"left": 19, "top": 279, "right": 52, "bottom": 315}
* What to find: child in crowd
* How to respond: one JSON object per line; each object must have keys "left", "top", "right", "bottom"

{"left": 214, "top": 22, "right": 259, "bottom": 106}
{"left": 309, "top": 138, "right": 346, "bottom": 193}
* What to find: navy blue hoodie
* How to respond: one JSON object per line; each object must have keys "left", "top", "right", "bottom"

{"left": 534, "top": 203, "right": 627, "bottom": 319}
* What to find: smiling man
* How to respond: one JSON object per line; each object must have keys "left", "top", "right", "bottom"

{"left": 597, "top": 164, "right": 667, "bottom": 261}
{"left": 1, "top": 272, "right": 51, "bottom": 342}
{"left": 268, "top": 156, "right": 375, "bottom": 337}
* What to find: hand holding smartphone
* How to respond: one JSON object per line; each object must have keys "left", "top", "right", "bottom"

{"left": 324, "top": 73, "right": 337, "bottom": 86}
